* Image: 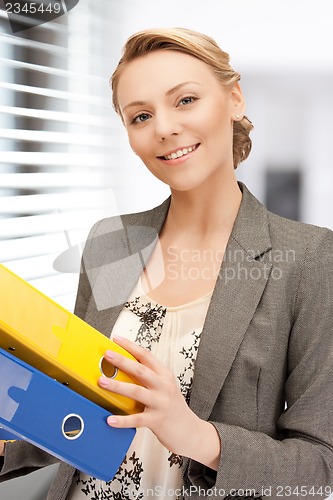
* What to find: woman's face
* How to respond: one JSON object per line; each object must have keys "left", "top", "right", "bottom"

{"left": 117, "top": 50, "right": 244, "bottom": 192}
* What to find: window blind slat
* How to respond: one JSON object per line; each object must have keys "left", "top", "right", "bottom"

{"left": 0, "top": 32, "right": 112, "bottom": 65}
{"left": 0, "top": 265, "right": 78, "bottom": 310}
{"left": 0, "top": 105, "right": 113, "bottom": 127}
{"left": 0, "top": 82, "right": 106, "bottom": 105}
{"left": 0, "top": 173, "right": 105, "bottom": 188}
{"left": 0, "top": 230, "right": 87, "bottom": 262}
{"left": 0, "top": 209, "right": 109, "bottom": 239}
{"left": 0, "top": 129, "right": 110, "bottom": 146}
{"left": 0, "top": 57, "right": 105, "bottom": 82}
{"left": 0, "top": 153, "right": 106, "bottom": 167}
{"left": 0, "top": 32, "right": 70, "bottom": 55}
{"left": 29, "top": 274, "right": 78, "bottom": 300}
{"left": 5, "top": 253, "right": 68, "bottom": 281}
{"left": 0, "top": 9, "right": 66, "bottom": 32}
{"left": 0, "top": 190, "right": 112, "bottom": 214}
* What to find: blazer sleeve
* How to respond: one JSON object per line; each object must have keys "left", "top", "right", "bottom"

{"left": 73, "top": 224, "right": 96, "bottom": 320}
{"left": 0, "top": 441, "right": 59, "bottom": 482}
{"left": 185, "top": 228, "right": 333, "bottom": 499}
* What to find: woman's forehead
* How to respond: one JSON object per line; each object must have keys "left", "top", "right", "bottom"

{"left": 120, "top": 49, "right": 212, "bottom": 79}
{"left": 117, "top": 50, "right": 218, "bottom": 107}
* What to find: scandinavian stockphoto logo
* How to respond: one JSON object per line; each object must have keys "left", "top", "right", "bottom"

{"left": 1, "top": 0, "right": 80, "bottom": 33}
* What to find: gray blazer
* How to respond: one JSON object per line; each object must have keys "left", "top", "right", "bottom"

{"left": 2, "top": 183, "right": 333, "bottom": 499}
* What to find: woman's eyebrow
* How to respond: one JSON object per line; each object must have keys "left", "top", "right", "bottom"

{"left": 122, "top": 81, "right": 202, "bottom": 112}
{"left": 165, "top": 81, "right": 202, "bottom": 96}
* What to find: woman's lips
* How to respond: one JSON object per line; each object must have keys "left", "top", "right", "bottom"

{"left": 157, "top": 143, "right": 200, "bottom": 164}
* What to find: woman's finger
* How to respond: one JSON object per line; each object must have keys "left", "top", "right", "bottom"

{"left": 112, "top": 335, "right": 166, "bottom": 375}
{"left": 106, "top": 411, "right": 147, "bottom": 429}
{"left": 98, "top": 376, "right": 152, "bottom": 407}
{"left": 103, "top": 349, "right": 160, "bottom": 389}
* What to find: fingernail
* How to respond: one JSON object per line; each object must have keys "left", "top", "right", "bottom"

{"left": 105, "top": 350, "right": 115, "bottom": 360}
{"left": 112, "top": 335, "right": 123, "bottom": 342}
{"left": 99, "top": 377, "right": 109, "bottom": 387}
{"left": 107, "top": 416, "right": 117, "bottom": 425}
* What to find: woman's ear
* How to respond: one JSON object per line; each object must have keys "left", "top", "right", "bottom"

{"left": 230, "top": 82, "right": 246, "bottom": 120}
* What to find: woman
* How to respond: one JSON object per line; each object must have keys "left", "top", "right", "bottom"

{"left": 1, "top": 27, "right": 333, "bottom": 500}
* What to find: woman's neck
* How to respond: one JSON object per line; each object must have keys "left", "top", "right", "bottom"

{"left": 166, "top": 175, "right": 242, "bottom": 238}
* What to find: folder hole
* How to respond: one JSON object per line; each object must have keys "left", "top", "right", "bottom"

{"left": 99, "top": 356, "right": 118, "bottom": 379}
{"left": 62, "top": 414, "right": 84, "bottom": 440}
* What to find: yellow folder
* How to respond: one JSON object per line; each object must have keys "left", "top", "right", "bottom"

{"left": 0, "top": 264, "right": 143, "bottom": 415}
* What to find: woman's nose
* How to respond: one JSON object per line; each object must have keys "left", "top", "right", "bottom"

{"left": 154, "top": 111, "right": 183, "bottom": 141}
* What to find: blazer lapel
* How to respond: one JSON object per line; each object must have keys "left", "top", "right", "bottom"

{"left": 95, "top": 197, "right": 171, "bottom": 332}
{"left": 188, "top": 184, "right": 273, "bottom": 420}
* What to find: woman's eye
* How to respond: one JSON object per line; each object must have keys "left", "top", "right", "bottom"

{"left": 133, "top": 113, "right": 151, "bottom": 124}
{"left": 178, "top": 96, "right": 197, "bottom": 106}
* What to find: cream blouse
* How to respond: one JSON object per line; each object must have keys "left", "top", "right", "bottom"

{"left": 67, "top": 277, "right": 212, "bottom": 500}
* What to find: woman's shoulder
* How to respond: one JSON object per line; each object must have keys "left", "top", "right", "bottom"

{"left": 238, "top": 182, "right": 333, "bottom": 258}
{"left": 266, "top": 208, "right": 333, "bottom": 260}
{"left": 81, "top": 198, "right": 171, "bottom": 266}
{"left": 87, "top": 197, "right": 171, "bottom": 238}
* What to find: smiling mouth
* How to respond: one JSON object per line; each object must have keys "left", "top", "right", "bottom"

{"left": 158, "top": 143, "right": 200, "bottom": 161}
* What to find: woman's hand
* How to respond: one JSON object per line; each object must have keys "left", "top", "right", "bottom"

{"left": 98, "top": 336, "right": 221, "bottom": 470}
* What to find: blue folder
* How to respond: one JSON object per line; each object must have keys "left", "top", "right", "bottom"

{"left": 0, "top": 348, "right": 135, "bottom": 481}
{"left": 0, "top": 427, "right": 18, "bottom": 441}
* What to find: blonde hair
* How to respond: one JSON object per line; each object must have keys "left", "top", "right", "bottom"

{"left": 110, "top": 27, "right": 253, "bottom": 168}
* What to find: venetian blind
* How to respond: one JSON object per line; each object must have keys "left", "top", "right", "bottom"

{"left": 0, "top": 1, "right": 121, "bottom": 311}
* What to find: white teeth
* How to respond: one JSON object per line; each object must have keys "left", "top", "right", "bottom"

{"left": 164, "top": 145, "right": 197, "bottom": 160}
